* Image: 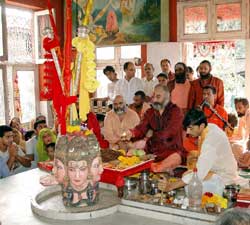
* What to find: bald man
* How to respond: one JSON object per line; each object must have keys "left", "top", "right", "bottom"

{"left": 103, "top": 95, "right": 140, "bottom": 150}
{"left": 126, "top": 84, "right": 184, "bottom": 172}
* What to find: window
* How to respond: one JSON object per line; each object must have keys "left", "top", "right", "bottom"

{"left": 95, "top": 45, "right": 142, "bottom": 98}
{"left": 0, "top": 5, "right": 39, "bottom": 125}
{"left": 16, "top": 70, "right": 36, "bottom": 123}
{"left": 6, "top": 7, "right": 34, "bottom": 63}
{"left": 216, "top": 3, "right": 242, "bottom": 32}
{"left": 177, "top": 0, "right": 249, "bottom": 41}
{"left": 184, "top": 6, "right": 208, "bottom": 34}
{"left": 96, "top": 47, "right": 115, "bottom": 60}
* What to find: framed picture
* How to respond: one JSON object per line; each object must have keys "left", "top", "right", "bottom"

{"left": 71, "top": 0, "right": 161, "bottom": 46}
{"left": 34, "top": 9, "right": 55, "bottom": 64}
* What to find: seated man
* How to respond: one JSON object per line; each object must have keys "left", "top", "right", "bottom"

{"left": 0, "top": 125, "right": 31, "bottom": 175}
{"left": 104, "top": 95, "right": 140, "bottom": 150}
{"left": 158, "top": 109, "right": 248, "bottom": 194}
{"left": 202, "top": 85, "right": 228, "bottom": 130}
{"left": 129, "top": 91, "right": 151, "bottom": 120}
{"left": 125, "top": 84, "right": 184, "bottom": 171}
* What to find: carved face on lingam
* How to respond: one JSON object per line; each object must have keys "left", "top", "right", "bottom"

{"left": 53, "top": 136, "right": 68, "bottom": 184}
{"left": 41, "top": 133, "right": 103, "bottom": 208}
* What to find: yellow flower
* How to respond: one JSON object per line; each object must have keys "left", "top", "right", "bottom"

{"left": 66, "top": 125, "right": 81, "bottom": 133}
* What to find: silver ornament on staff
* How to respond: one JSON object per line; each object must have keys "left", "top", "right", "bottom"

{"left": 43, "top": 27, "right": 64, "bottom": 93}
{"left": 70, "top": 26, "right": 90, "bottom": 125}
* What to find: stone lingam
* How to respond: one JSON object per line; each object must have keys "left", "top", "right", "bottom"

{"left": 40, "top": 133, "right": 103, "bottom": 208}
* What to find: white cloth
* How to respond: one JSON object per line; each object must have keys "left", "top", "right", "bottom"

{"left": 114, "top": 77, "right": 144, "bottom": 104}
{"left": 26, "top": 136, "right": 38, "bottom": 163}
{"left": 107, "top": 80, "right": 118, "bottom": 100}
{"left": 182, "top": 124, "right": 248, "bottom": 187}
{"left": 142, "top": 77, "right": 158, "bottom": 97}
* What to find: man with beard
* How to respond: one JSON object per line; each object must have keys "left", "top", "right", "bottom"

{"left": 188, "top": 60, "right": 224, "bottom": 109}
{"left": 142, "top": 63, "right": 158, "bottom": 101}
{"left": 234, "top": 98, "right": 250, "bottom": 142}
{"left": 103, "top": 95, "right": 140, "bottom": 150}
{"left": 125, "top": 84, "right": 184, "bottom": 172}
{"left": 168, "top": 62, "right": 191, "bottom": 114}
{"left": 129, "top": 91, "right": 151, "bottom": 120}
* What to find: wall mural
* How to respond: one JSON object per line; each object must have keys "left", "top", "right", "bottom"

{"left": 72, "top": 0, "right": 161, "bottom": 45}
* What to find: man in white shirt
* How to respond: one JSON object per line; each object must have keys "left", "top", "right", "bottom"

{"left": 142, "top": 63, "right": 158, "bottom": 100}
{"left": 103, "top": 65, "right": 119, "bottom": 100}
{"left": 158, "top": 109, "right": 248, "bottom": 194}
{"left": 114, "top": 61, "right": 143, "bottom": 105}
{"left": 0, "top": 125, "right": 31, "bottom": 175}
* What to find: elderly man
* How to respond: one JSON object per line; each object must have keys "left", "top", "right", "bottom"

{"left": 129, "top": 91, "right": 151, "bottom": 120}
{"left": 142, "top": 63, "right": 158, "bottom": 100}
{"left": 114, "top": 62, "right": 143, "bottom": 104}
{"left": 159, "top": 109, "right": 248, "bottom": 194}
{"left": 104, "top": 95, "right": 140, "bottom": 150}
{"left": 188, "top": 60, "right": 224, "bottom": 109}
{"left": 202, "top": 85, "right": 228, "bottom": 130}
{"left": 125, "top": 84, "right": 184, "bottom": 171}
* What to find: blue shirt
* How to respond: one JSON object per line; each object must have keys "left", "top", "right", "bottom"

{"left": 0, "top": 157, "right": 10, "bottom": 178}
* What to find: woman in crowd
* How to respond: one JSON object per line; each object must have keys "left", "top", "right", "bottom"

{"left": 36, "top": 128, "right": 56, "bottom": 162}
{"left": 12, "top": 128, "right": 26, "bottom": 153}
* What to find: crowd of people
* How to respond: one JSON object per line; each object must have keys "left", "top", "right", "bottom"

{"left": 0, "top": 58, "right": 250, "bottom": 193}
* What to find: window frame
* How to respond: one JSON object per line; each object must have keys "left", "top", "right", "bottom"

{"left": 177, "top": 0, "right": 249, "bottom": 41}
{"left": 12, "top": 65, "right": 39, "bottom": 123}
{"left": 0, "top": 3, "right": 8, "bottom": 61}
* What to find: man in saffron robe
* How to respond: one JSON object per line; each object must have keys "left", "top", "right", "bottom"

{"left": 125, "top": 84, "right": 184, "bottom": 172}
{"left": 168, "top": 62, "right": 191, "bottom": 114}
{"left": 188, "top": 60, "right": 224, "bottom": 109}
{"left": 202, "top": 85, "right": 228, "bottom": 130}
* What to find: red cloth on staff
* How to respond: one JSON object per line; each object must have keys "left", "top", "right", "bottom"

{"left": 87, "top": 112, "right": 109, "bottom": 149}
{"left": 131, "top": 102, "right": 184, "bottom": 161}
{"left": 188, "top": 76, "right": 224, "bottom": 109}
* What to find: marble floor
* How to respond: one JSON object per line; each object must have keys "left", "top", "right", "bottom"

{"left": 0, "top": 169, "right": 182, "bottom": 225}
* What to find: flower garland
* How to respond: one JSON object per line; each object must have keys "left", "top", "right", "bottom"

{"left": 201, "top": 192, "right": 228, "bottom": 209}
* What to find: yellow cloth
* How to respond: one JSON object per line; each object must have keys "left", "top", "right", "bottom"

{"left": 72, "top": 36, "right": 99, "bottom": 122}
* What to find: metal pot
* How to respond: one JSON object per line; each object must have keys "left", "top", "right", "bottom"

{"left": 139, "top": 170, "right": 151, "bottom": 194}
{"left": 150, "top": 180, "right": 159, "bottom": 195}
{"left": 123, "top": 177, "right": 138, "bottom": 198}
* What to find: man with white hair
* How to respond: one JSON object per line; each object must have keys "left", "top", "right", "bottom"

{"left": 103, "top": 95, "right": 140, "bottom": 149}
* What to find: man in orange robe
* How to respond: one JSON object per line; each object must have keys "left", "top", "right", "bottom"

{"left": 188, "top": 60, "right": 224, "bottom": 109}
{"left": 202, "top": 85, "right": 228, "bottom": 130}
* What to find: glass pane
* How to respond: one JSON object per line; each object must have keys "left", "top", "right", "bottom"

{"left": 0, "top": 6, "right": 3, "bottom": 56}
{"left": 6, "top": 8, "right": 34, "bottom": 63}
{"left": 184, "top": 6, "right": 208, "bottom": 34}
{"left": 96, "top": 47, "right": 115, "bottom": 60}
{"left": 17, "top": 71, "right": 36, "bottom": 123}
{"left": 0, "top": 69, "right": 5, "bottom": 125}
{"left": 96, "top": 69, "right": 111, "bottom": 98}
{"left": 216, "top": 3, "right": 241, "bottom": 32}
{"left": 121, "top": 45, "right": 141, "bottom": 59}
